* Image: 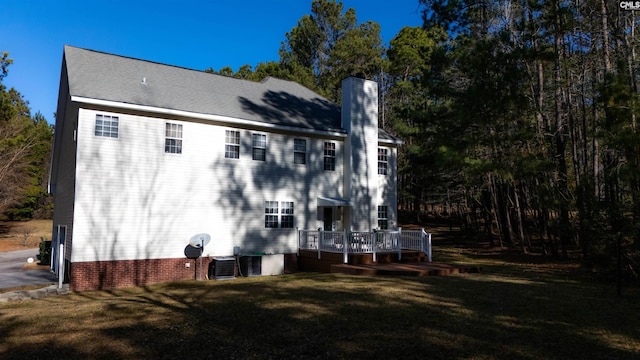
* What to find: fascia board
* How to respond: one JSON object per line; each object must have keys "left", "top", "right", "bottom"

{"left": 70, "top": 96, "right": 348, "bottom": 138}
{"left": 378, "top": 138, "right": 405, "bottom": 146}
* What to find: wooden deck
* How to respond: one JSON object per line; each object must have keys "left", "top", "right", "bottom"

{"left": 297, "top": 249, "right": 480, "bottom": 277}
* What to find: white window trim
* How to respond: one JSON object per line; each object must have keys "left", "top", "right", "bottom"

{"left": 377, "top": 205, "right": 389, "bottom": 230}
{"left": 294, "top": 138, "right": 307, "bottom": 165}
{"left": 94, "top": 114, "right": 119, "bottom": 139}
{"left": 252, "top": 132, "right": 267, "bottom": 161}
{"left": 164, "top": 122, "right": 183, "bottom": 154}
{"left": 324, "top": 141, "right": 336, "bottom": 171}
{"left": 264, "top": 200, "right": 295, "bottom": 229}
{"left": 225, "top": 129, "right": 241, "bottom": 159}
{"left": 378, "top": 147, "right": 388, "bottom": 175}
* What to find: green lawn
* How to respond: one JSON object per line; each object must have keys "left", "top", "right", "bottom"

{"left": 1, "top": 237, "right": 639, "bottom": 359}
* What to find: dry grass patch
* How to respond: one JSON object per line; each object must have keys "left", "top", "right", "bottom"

{"left": 0, "top": 220, "right": 52, "bottom": 251}
{"left": 1, "top": 269, "right": 640, "bottom": 359}
{"left": 2, "top": 223, "right": 639, "bottom": 359}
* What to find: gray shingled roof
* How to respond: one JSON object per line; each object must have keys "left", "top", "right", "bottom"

{"left": 64, "top": 45, "right": 343, "bottom": 132}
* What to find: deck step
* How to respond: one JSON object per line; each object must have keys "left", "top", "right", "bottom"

{"left": 399, "top": 256, "right": 426, "bottom": 263}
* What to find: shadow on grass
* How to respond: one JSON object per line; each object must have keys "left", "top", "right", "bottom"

{"left": 1, "top": 270, "right": 639, "bottom": 359}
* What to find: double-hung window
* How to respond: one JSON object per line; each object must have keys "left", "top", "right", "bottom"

{"left": 378, "top": 148, "right": 388, "bottom": 175}
{"left": 377, "top": 206, "right": 389, "bottom": 230}
{"left": 95, "top": 114, "right": 119, "bottom": 138}
{"left": 323, "top": 142, "right": 336, "bottom": 171}
{"left": 225, "top": 130, "right": 240, "bottom": 159}
{"left": 294, "top": 139, "right": 306, "bottom": 165}
{"left": 264, "top": 201, "right": 295, "bottom": 228}
{"left": 264, "top": 201, "right": 279, "bottom": 228}
{"left": 165, "top": 123, "right": 182, "bottom": 154}
{"left": 280, "top": 202, "right": 294, "bottom": 228}
{"left": 252, "top": 133, "right": 266, "bottom": 161}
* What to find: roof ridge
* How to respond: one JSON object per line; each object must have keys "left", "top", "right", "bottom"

{"left": 63, "top": 45, "right": 284, "bottom": 89}
{"left": 62, "top": 45, "right": 342, "bottom": 132}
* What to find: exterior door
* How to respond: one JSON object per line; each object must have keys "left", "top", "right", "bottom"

{"left": 323, "top": 207, "right": 334, "bottom": 231}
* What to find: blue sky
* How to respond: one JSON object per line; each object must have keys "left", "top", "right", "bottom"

{"left": 1, "top": 0, "right": 423, "bottom": 124}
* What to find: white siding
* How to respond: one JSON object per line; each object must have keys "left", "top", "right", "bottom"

{"left": 342, "top": 77, "right": 379, "bottom": 231}
{"left": 378, "top": 146, "right": 398, "bottom": 229}
{"left": 72, "top": 108, "right": 345, "bottom": 262}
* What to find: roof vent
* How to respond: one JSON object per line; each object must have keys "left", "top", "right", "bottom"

{"left": 141, "top": 77, "right": 147, "bottom": 85}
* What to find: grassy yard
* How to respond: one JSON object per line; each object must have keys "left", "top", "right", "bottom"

{"left": 1, "top": 227, "right": 639, "bottom": 359}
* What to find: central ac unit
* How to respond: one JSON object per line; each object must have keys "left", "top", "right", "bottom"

{"left": 211, "top": 257, "right": 235, "bottom": 280}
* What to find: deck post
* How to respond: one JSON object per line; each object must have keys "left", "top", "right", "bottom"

{"left": 318, "top": 229, "right": 323, "bottom": 260}
{"left": 372, "top": 230, "right": 377, "bottom": 263}
{"left": 420, "top": 228, "right": 426, "bottom": 260}
{"left": 343, "top": 229, "right": 348, "bottom": 263}
{"left": 427, "top": 232, "right": 432, "bottom": 262}
{"left": 296, "top": 227, "right": 300, "bottom": 256}
{"left": 397, "top": 227, "right": 402, "bottom": 261}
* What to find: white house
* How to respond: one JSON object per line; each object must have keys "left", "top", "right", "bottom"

{"left": 49, "top": 45, "right": 402, "bottom": 291}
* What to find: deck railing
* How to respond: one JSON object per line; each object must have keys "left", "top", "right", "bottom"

{"left": 297, "top": 228, "right": 432, "bottom": 263}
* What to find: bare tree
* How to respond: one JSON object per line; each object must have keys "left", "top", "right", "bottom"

{"left": 0, "top": 117, "right": 36, "bottom": 214}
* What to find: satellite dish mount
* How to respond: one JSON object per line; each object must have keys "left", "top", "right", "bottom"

{"left": 186, "top": 233, "right": 211, "bottom": 280}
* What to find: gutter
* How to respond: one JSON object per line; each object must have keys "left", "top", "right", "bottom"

{"left": 70, "top": 96, "right": 349, "bottom": 138}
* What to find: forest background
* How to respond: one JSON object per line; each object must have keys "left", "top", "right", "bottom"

{"left": 1, "top": 0, "right": 638, "bottom": 281}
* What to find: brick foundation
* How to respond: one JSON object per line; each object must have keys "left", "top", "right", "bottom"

{"left": 69, "top": 257, "right": 214, "bottom": 291}
{"left": 70, "top": 253, "right": 299, "bottom": 291}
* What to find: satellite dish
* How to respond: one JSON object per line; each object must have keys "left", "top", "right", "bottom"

{"left": 189, "top": 233, "right": 211, "bottom": 248}
{"left": 186, "top": 233, "right": 211, "bottom": 280}
{"left": 184, "top": 245, "right": 203, "bottom": 259}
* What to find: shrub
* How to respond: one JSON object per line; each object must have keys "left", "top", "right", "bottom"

{"left": 39, "top": 238, "right": 51, "bottom": 265}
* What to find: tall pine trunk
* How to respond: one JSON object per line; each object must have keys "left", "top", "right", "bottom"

{"left": 552, "top": 0, "right": 570, "bottom": 258}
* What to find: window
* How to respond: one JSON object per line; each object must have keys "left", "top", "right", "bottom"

{"left": 324, "top": 142, "right": 336, "bottom": 171}
{"left": 264, "top": 201, "right": 279, "bottom": 228}
{"left": 294, "top": 139, "right": 306, "bottom": 165}
{"left": 377, "top": 206, "right": 389, "bottom": 230}
{"left": 252, "top": 133, "right": 266, "bottom": 161}
{"left": 265, "top": 201, "right": 295, "bottom": 228}
{"left": 225, "top": 130, "right": 240, "bottom": 159}
{"left": 95, "top": 114, "right": 118, "bottom": 138}
{"left": 281, "top": 201, "right": 294, "bottom": 228}
{"left": 165, "top": 123, "right": 182, "bottom": 154}
{"left": 378, "top": 148, "right": 388, "bottom": 175}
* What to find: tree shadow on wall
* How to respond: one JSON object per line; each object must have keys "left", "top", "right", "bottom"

{"left": 239, "top": 90, "right": 341, "bottom": 131}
